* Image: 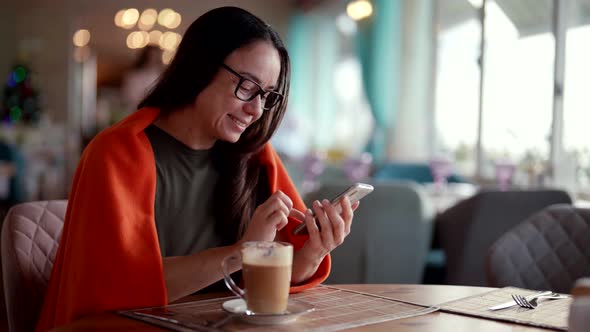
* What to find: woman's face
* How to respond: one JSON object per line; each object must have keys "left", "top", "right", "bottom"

{"left": 193, "top": 40, "right": 281, "bottom": 144}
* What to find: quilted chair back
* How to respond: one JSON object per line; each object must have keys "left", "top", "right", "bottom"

{"left": 305, "top": 180, "right": 435, "bottom": 284}
{"left": 486, "top": 204, "right": 590, "bottom": 293}
{"left": 437, "top": 189, "right": 572, "bottom": 287}
{"left": 1, "top": 200, "right": 67, "bottom": 332}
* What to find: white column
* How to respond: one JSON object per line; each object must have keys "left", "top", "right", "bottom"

{"left": 549, "top": 0, "right": 567, "bottom": 184}
{"left": 390, "top": 0, "right": 436, "bottom": 161}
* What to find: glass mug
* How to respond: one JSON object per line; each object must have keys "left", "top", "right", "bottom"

{"left": 222, "top": 241, "right": 293, "bottom": 314}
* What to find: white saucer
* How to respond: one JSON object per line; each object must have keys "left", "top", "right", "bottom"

{"left": 222, "top": 298, "right": 314, "bottom": 325}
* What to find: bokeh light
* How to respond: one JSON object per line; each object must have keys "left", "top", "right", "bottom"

{"left": 167, "top": 12, "right": 182, "bottom": 29}
{"left": 116, "top": 7, "right": 182, "bottom": 51}
{"left": 126, "top": 31, "right": 150, "bottom": 49}
{"left": 9, "top": 106, "right": 22, "bottom": 122}
{"left": 346, "top": 0, "right": 373, "bottom": 21}
{"left": 138, "top": 8, "right": 158, "bottom": 30}
{"left": 122, "top": 8, "right": 140, "bottom": 29}
{"left": 73, "top": 29, "right": 91, "bottom": 47}
{"left": 149, "top": 30, "right": 162, "bottom": 45}
{"left": 159, "top": 32, "right": 181, "bottom": 51}
{"left": 12, "top": 67, "right": 26, "bottom": 83}
{"left": 162, "top": 49, "right": 176, "bottom": 65}
{"left": 158, "top": 9, "right": 176, "bottom": 28}
{"left": 114, "top": 9, "right": 126, "bottom": 27}
{"left": 6, "top": 74, "right": 16, "bottom": 88}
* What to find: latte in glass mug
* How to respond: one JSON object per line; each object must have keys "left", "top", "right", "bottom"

{"left": 222, "top": 241, "right": 293, "bottom": 314}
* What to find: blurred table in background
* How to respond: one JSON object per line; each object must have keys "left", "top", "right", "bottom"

{"left": 574, "top": 199, "right": 590, "bottom": 209}
{"left": 423, "top": 182, "right": 478, "bottom": 212}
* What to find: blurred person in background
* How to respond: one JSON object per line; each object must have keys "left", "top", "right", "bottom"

{"left": 37, "top": 6, "right": 358, "bottom": 331}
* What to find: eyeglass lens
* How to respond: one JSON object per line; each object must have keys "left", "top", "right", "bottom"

{"left": 236, "top": 79, "right": 281, "bottom": 109}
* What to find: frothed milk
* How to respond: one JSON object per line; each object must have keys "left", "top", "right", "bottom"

{"left": 241, "top": 242, "right": 293, "bottom": 314}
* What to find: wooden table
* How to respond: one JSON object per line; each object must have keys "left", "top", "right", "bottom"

{"left": 51, "top": 284, "right": 552, "bottom": 331}
{"left": 423, "top": 182, "right": 478, "bottom": 213}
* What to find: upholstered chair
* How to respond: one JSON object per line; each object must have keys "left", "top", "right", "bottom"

{"left": 486, "top": 204, "right": 590, "bottom": 293}
{"left": 436, "top": 189, "right": 572, "bottom": 286}
{"left": 1, "top": 200, "right": 67, "bottom": 332}
{"left": 304, "top": 180, "right": 435, "bottom": 284}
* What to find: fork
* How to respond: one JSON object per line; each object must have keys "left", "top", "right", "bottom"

{"left": 511, "top": 293, "right": 568, "bottom": 309}
{"left": 512, "top": 294, "right": 536, "bottom": 309}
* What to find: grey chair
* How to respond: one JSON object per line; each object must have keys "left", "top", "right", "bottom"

{"left": 486, "top": 204, "right": 590, "bottom": 293}
{"left": 304, "top": 180, "right": 435, "bottom": 284}
{"left": 436, "top": 189, "right": 572, "bottom": 287}
{"left": 1, "top": 200, "right": 67, "bottom": 332}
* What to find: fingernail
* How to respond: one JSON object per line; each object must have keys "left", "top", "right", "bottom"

{"left": 306, "top": 208, "right": 313, "bottom": 215}
{"left": 314, "top": 200, "right": 321, "bottom": 207}
{"left": 322, "top": 199, "right": 330, "bottom": 205}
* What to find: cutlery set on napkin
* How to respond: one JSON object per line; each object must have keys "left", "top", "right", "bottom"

{"left": 489, "top": 290, "right": 569, "bottom": 310}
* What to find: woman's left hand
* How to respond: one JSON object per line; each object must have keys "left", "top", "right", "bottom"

{"left": 299, "top": 197, "right": 359, "bottom": 260}
{"left": 289, "top": 197, "right": 359, "bottom": 283}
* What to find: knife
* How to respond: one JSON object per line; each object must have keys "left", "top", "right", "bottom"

{"left": 488, "top": 290, "right": 552, "bottom": 311}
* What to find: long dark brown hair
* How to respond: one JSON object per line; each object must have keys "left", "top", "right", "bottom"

{"left": 139, "top": 7, "right": 290, "bottom": 242}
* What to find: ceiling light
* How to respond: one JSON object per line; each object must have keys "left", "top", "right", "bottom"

{"left": 122, "top": 8, "right": 140, "bottom": 28}
{"left": 114, "top": 9, "right": 126, "bottom": 27}
{"left": 346, "top": 0, "right": 373, "bottom": 21}
{"left": 158, "top": 9, "right": 176, "bottom": 28}
{"left": 138, "top": 8, "right": 158, "bottom": 30}
{"left": 468, "top": 0, "right": 484, "bottom": 8}
{"left": 126, "top": 31, "right": 149, "bottom": 49}
{"left": 73, "top": 29, "right": 91, "bottom": 47}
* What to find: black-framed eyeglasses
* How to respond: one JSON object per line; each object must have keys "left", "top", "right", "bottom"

{"left": 221, "top": 64, "right": 283, "bottom": 110}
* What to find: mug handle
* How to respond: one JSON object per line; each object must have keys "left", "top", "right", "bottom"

{"left": 221, "top": 254, "right": 245, "bottom": 298}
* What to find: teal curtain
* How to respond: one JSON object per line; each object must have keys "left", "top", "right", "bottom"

{"left": 356, "top": 0, "right": 402, "bottom": 161}
{"left": 287, "top": 11, "right": 313, "bottom": 121}
{"left": 287, "top": 11, "right": 338, "bottom": 150}
{"left": 315, "top": 18, "right": 338, "bottom": 149}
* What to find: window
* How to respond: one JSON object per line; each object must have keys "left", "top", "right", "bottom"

{"left": 435, "top": 0, "right": 557, "bottom": 186}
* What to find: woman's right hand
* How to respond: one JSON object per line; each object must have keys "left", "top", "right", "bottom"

{"left": 241, "top": 190, "right": 294, "bottom": 242}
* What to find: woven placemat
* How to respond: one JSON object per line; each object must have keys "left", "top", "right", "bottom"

{"left": 119, "top": 285, "right": 438, "bottom": 331}
{"left": 439, "top": 287, "right": 572, "bottom": 331}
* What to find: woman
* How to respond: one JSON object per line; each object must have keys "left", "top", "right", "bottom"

{"left": 37, "top": 6, "right": 357, "bottom": 331}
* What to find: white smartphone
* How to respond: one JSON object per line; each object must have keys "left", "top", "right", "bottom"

{"left": 292, "top": 182, "right": 374, "bottom": 235}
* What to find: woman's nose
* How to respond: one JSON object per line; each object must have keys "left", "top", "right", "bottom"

{"left": 244, "top": 95, "right": 264, "bottom": 118}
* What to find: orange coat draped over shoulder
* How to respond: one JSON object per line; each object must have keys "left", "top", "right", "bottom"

{"left": 36, "top": 107, "right": 330, "bottom": 331}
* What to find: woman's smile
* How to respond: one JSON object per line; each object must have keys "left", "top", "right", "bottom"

{"left": 228, "top": 114, "right": 249, "bottom": 130}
